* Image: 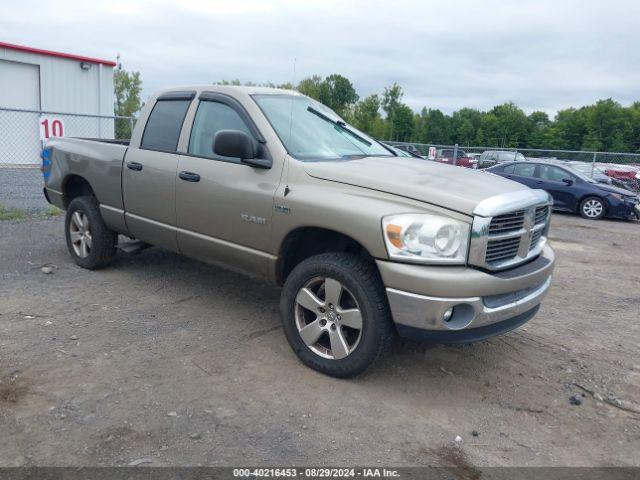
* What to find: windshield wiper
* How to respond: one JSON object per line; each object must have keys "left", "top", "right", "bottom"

{"left": 307, "top": 106, "right": 372, "bottom": 147}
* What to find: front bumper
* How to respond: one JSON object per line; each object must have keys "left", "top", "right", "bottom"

{"left": 378, "top": 245, "right": 555, "bottom": 341}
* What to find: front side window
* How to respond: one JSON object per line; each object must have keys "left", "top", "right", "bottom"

{"left": 539, "top": 165, "right": 575, "bottom": 182}
{"left": 513, "top": 163, "right": 536, "bottom": 177}
{"left": 141, "top": 99, "right": 191, "bottom": 152}
{"left": 253, "top": 94, "right": 391, "bottom": 161}
{"left": 188, "top": 101, "right": 252, "bottom": 159}
{"left": 502, "top": 164, "right": 515, "bottom": 174}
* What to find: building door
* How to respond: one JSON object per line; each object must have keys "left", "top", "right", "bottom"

{"left": 0, "top": 59, "right": 41, "bottom": 165}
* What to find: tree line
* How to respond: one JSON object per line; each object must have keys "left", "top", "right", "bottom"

{"left": 220, "top": 75, "right": 640, "bottom": 153}
{"left": 114, "top": 65, "right": 639, "bottom": 153}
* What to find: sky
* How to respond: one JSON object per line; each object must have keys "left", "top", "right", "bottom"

{"left": 2, "top": 0, "right": 639, "bottom": 117}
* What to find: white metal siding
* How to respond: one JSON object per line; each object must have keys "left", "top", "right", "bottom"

{"left": 0, "top": 47, "right": 114, "bottom": 116}
{"left": 0, "top": 47, "right": 115, "bottom": 164}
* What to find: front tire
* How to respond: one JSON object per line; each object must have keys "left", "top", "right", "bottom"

{"left": 280, "top": 252, "right": 394, "bottom": 378}
{"left": 579, "top": 196, "right": 606, "bottom": 220}
{"left": 64, "top": 196, "right": 117, "bottom": 269}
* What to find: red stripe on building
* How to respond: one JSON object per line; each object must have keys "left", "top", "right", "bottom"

{"left": 0, "top": 41, "right": 117, "bottom": 67}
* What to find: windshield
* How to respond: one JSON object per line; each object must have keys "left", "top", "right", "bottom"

{"left": 253, "top": 94, "right": 392, "bottom": 161}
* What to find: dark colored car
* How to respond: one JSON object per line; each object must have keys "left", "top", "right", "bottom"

{"left": 487, "top": 161, "right": 640, "bottom": 220}
{"left": 478, "top": 150, "right": 526, "bottom": 168}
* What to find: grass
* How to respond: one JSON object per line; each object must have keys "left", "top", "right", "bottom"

{"left": 39, "top": 205, "right": 63, "bottom": 218}
{"left": 0, "top": 203, "right": 62, "bottom": 221}
{"left": 0, "top": 204, "right": 27, "bottom": 221}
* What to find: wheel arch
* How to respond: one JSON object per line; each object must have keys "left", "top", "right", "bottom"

{"left": 275, "top": 226, "right": 377, "bottom": 286}
{"left": 62, "top": 175, "right": 96, "bottom": 208}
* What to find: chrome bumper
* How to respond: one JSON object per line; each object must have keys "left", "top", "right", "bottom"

{"left": 387, "top": 276, "right": 552, "bottom": 332}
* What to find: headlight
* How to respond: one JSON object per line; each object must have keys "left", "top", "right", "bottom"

{"left": 382, "top": 214, "right": 470, "bottom": 264}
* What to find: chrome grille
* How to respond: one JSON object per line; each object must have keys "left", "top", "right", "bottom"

{"left": 469, "top": 190, "right": 552, "bottom": 271}
{"left": 534, "top": 205, "right": 548, "bottom": 225}
{"left": 488, "top": 210, "right": 525, "bottom": 235}
{"left": 530, "top": 229, "right": 543, "bottom": 249}
{"left": 485, "top": 237, "right": 521, "bottom": 263}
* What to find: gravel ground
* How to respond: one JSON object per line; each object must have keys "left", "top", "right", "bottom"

{"left": 0, "top": 213, "right": 639, "bottom": 468}
{"left": 0, "top": 168, "right": 48, "bottom": 214}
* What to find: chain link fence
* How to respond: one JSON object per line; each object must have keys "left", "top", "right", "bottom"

{"left": 387, "top": 142, "right": 640, "bottom": 193}
{"left": 0, "top": 107, "right": 134, "bottom": 167}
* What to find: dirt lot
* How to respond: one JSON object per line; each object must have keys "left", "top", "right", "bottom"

{"left": 1, "top": 213, "right": 639, "bottom": 467}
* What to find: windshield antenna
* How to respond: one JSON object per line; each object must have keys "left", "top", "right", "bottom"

{"left": 288, "top": 58, "right": 296, "bottom": 144}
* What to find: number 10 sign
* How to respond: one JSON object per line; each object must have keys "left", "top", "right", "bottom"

{"left": 39, "top": 116, "right": 65, "bottom": 141}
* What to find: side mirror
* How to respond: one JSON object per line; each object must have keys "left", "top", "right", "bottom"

{"left": 562, "top": 178, "right": 574, "bottom": 186}
{"left": 213, "top": 129, "right": 255, "bottom": 159}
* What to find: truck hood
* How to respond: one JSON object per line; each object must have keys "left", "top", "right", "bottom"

{"left": 303, "top": 157, "right": 528, "bottom": 216}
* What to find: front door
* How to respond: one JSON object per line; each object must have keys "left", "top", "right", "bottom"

{"left": 175, "top": 97, "right": 282, "bottom": 277}
{"left": 122, "top": 96, "right": 192, "bottom": 250}
{"left": 535, "top": 164, "right": 576, "bottom": 210}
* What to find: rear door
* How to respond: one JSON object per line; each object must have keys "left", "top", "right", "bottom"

{"left": 510, "top": 162, "right": 538, "bottom": 188}
{"left": 122, "top": 92, "right": 194, "bottom": 250}
{"left": 174, "top": 93, "right": 282, "bottom": 277}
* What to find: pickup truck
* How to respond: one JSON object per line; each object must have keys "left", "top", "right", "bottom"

{"left": 42, "top": 86, "right": 555, "bottom": 378}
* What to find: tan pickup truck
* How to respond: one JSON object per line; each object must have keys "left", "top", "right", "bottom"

{"left": 42, "top": 86, "right": 555, "bottom": 377}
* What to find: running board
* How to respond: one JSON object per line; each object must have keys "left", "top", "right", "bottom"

{"left": 117, "top": 240, "right": 150, "bottom": 254}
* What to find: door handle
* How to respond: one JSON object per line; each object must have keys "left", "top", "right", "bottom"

{"left": 179, "top": 171, "right": 201, "bottom": 182}
{"left": 126, "top": 161, "right": 143, "bottom": 171}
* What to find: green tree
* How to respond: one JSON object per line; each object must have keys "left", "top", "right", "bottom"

{"left": 113, "top": 59, "right": 143, "bottom": 139}
{"left": 351, "top": 94, "right": 386, "bottom": 137}
{"left": 320, "top": 74, "right": 359, "bottom": 117}
{"left": 481, "top": 102, "right": 529, "bottom": 147}
{"left": 296, "top": 75, "right": 324, "bottom": 100}
{"left": 416, "top": 108, "right": 450, "bottom": 144}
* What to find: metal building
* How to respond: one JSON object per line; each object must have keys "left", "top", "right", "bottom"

{"left": 0, "top": 41, "right": 116, "bottom": 165}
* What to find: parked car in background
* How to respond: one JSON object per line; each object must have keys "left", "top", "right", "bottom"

{"left": 435, "top": 148, "right": 477, "bottom": 168}
{"left": 478, "top": 150, "right": 526, "bottom": 169}
{"left": 599, "top": 164, "right": 640, "bottom": 193}
{"left": 565, "top": 161, "right": 612, "bottom": 185}
{"left": 395, "top": 144, "right": 422, "bottom": 156}
{"left": 381, "top": 142, "right": 424, "bottom": 159}
{"left": 487, "top": 161, "right": 640, "bottom": 220}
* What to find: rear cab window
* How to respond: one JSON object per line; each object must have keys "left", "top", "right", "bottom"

{"left": 140, "top": 93, "right": 194, "bottom": 152}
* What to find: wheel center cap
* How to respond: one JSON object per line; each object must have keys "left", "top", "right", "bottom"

{"left": 327, "top": 311, "right": 336, "bottom": 321}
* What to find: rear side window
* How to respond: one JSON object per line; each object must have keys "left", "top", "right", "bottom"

{"left": 188, "top": 101, "right": 251, "bottom": 159}
{"left": 503, "top": 164, "right": 515, "bottom": 174}
{"left": 514, "top": 163, "right": 535, "bottom": 177}
{"left": 141, "top": 99, "right": 191, "bottom": 152}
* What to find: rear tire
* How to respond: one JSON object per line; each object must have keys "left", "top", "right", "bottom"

{"left": 280, "top": 252, "right": 395, "bottom": 378}
{"left": 579, "top": 196, "right": 606, "bottom": 220}
{"left": 64, "top": 196, "right": 117, "bottom": 269}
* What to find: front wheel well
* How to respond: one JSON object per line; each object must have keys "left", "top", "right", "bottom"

{"left": 276, "top": 227, "right": 374, "bottom": 285}
{"left": 62, "top": 175, "right": 95, "bottom": 207}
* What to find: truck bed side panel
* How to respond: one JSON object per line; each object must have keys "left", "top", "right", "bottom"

{"left": 45, "top": 137, "right": 129, "bottom": 233}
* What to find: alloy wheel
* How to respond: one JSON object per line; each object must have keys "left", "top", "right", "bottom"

{"left": 294, "top": 276, "right": 363, "bottom": 360}
{"left": 69, "top": 211, "right": 92, "bottom": 258}
{"left": 583, "top": 199, "right": 603, "bottom": 218}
